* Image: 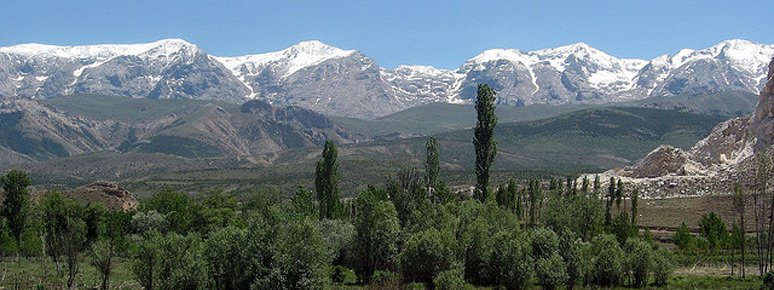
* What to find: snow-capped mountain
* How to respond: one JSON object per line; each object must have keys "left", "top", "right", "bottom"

{"left": 0, "top": 39, "right": 772, "bottom": 118}
{"left": 0, "top": 39, "right": 249, "bottom": 103}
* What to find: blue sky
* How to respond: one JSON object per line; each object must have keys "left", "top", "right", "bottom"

{"left": 1, "top": 0, "right": 772, "bottom": 69}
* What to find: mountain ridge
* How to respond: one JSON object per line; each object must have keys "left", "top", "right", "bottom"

{"left": 1, "top": 39, "right": 772, "bottom": 118}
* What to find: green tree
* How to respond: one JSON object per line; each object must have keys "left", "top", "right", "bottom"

{"left": 90, "top": 210, "right": 132, "bottom": 290}
{"left": 590, "top": 234, "right": 624, "bottom": 287}
{"left": 559, "top": 234, "right": 590, "bottom": 290}
{"left": 401, "top": 228, "right": 458, "bottom": 286}
{"left": 1, "top": 170, "right": 31, "bottom": 251}
{"left": 350, "top": 187, "right": 400, "bottom": 283}
{"left": 528, "top": 179, "right": 543, "bottom": 227}
{"left": 488, "top": 230, "right": 533, "bottom": 289}
{"left": 615, "top": 179, "right": 624, "bottom": 213}
{"left": 142, "top": 189, "right": 198, "bottom": 233}
{"left": 495, "top": 180, "right": 518, "bottom": 212}
{"left": 157, "top": 233, "right": 208, "bottom": 290}
{"left": 631, "top": 188, "right": 639, "bottom": 226}
{"left": 132, "top": 231, "right": 162, "bottom": 290}
{"left": 536, "top": 253, "right": 568, "bottom": 290}
{"left": 388, "top": 167, "right": 424, "bottom": 226}
{"left": 605, "top": 177, "right": 615, "bottom": 228}
{"left": 42, "top": 191, "right": 94, "bottom": 288}
{"left": 624, "top": 237, "right": 653, "bottom": 288}
{"left": 611, "top": 213, "right": 637, "bottom": 245}
{"left": 425, "top": 136, "right": 441, "bottom": 192}
{"left": 733, "top": 184, "right": 747, "bottom": 277}
{"left": 258, "top": 216, "right": 333, "bottom": 290}
{"left": 673, "top": 222, "right": 695, "bottom": 252}
{"left": 131, "top": 210, "right": 168, "bottom": 234}
{"left": 652, "top": 248, "right": 674, "bottom": 286}
{"left": 432, "top": 263, "right": 466, "bottom": 290}
{"left": 204, "top": 226, "right": 252, "bottom": 290}
{"left": 593, "top": 174, "right": 601, "bottom": 197}
{"left": 473, "top": 83, "right": 497, "bottom": 200}
{"left": 291, "top": 185, "right": 317, "bottom": 218}
{"left": 700, "top": 212, "right": 728, "bottom": 252}
{"left": 315, "top": 140, "right": 341, "bottom": 220}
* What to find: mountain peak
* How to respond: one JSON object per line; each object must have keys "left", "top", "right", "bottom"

{"left": 283, "top": 40, "right": 355, "bottom": 60}
{"left": 0, "top": 38, "right": 199, "bottom": 59}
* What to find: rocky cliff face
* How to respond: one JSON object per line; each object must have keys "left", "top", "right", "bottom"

{"left": 594, "top": 58, "right": 774, "bottom": 198}
{"left": 752, "top": 58, "right": 774, "bottom": 151}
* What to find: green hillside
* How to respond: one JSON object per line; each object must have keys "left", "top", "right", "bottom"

{"left": 18, "top": 106, "right": 724, "bottom": 196}
{"left": 44, "top": 94, "right": 239, "bottom": 122}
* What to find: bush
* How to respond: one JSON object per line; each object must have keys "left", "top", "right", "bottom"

{"left": 652, "top": 248, "right": 674, "bottom": 286}
{"left": 699, "top": 212, "right": 728, "bottom": 252}
{"left": 401, "top": 228, "right": 458, "bottom": 285}
{"left": 531, "top": 228, "right": 560, "bottom": 259}
{"left": 536, "top": 253, "right": 568, "bottom": 290}
{"left": 764, "top": 272, "right": 774, "bottom": 290}
{"left": 590, "top": 234, "right": 624, "bottom": 287}
{"left": 673, "top": 222, "right": 694, "bottom": 252}
{"left": 350, "top": 188, "right": 400, "bottom": 284}
{"left": 559, "top": 234, "right": 590, "bottom": 289}
{"left": 369, "top": 270, "right": 400, "bottom": 289}
{"left": 255, "top": 216, "right": 333, "bottom": 290}
{"left": 204, "top": 226, "right": 251, "bottom": 290}
{"left": 625, "top": 238, "right": 653, "bottom": 288}
{"left": 488, "top": 231, "right": 533, "bottom": 290}
{"left": 132, "top": 232, "right": 209, "bottom": 290}
{"left": 433, "top": 264, "right": 466, "bottom": 290}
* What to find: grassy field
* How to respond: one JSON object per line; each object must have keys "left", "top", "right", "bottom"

{"left": 0, "top": 257, "right": 138, "bottom": 289}
{"left": 0, "top": 257, "right": 763, "bottom": 289}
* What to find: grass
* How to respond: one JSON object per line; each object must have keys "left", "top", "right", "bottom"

{"left": 0, "top": 257, "right": 138, "bottom": 289}
{"left": 0, "top": 253, "right": 764, "bottom": 289}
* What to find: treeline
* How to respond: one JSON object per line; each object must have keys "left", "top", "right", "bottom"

{"left": 0, "top": 170, "right": 672, "bottom": 289}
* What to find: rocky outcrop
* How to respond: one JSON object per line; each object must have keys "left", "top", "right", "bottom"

{"left": 596, "top": 58, "right": 774, "bottom": 197}
{"left": 66, "top": 181, "right": 138, "bottom": 211}
{"left": 622, "top": 145, "right": 691, "bottom": 178}
{"left": 615, "top": 115, "right": 755, "bottom": 179}
{"left": 752, "top": 58, "right": 774, "bottom": 151}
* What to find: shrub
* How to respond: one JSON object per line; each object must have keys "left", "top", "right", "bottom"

{"left": 590, "top": 234, "right": 624, "bottom": 287}
{"left": 536, "top": 253, "right": 568, "bottom": 290}
{"left": 369, "top": 270, "right": 400, "bottom": 290}
{"left": 488, "top": 231, "right": 533, "bottom": 289}
{"left": 401, "top": 228, "right": 458, "bottom": 285}
{"left": 350, "top": 188, "right": 400, "bottom": 284}
{"left": 204, "top": 226, "right": 251, "bottom": 290}
{"left": 624, "top": 238, "right": 653, "bottom": 288}
{"left": 530, "top": 228, "right": 560, "bottom": 259}
{"left": 433, "top": 263, "right": 466, "bottom": 290}
{"left": 672, "top": 222, "right": 694, "bottom": 252}
{"left": 559, "top": 234, "right": 590, "bottom": 289}
{"left": 652, "top": 248, "right": 674, "bottom": 286}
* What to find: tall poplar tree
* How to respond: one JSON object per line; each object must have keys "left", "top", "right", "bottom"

{"left": 315, "top": 140, "right": 341, "bottom": 219}
{"left": 425, "top": 136, "right": 441, "bottom": 191}
{"left": 1, "top": 170, "right": 31, "bottom": 250}
{"left": 473, "top": 84, "right": 497, "bottom": 200}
